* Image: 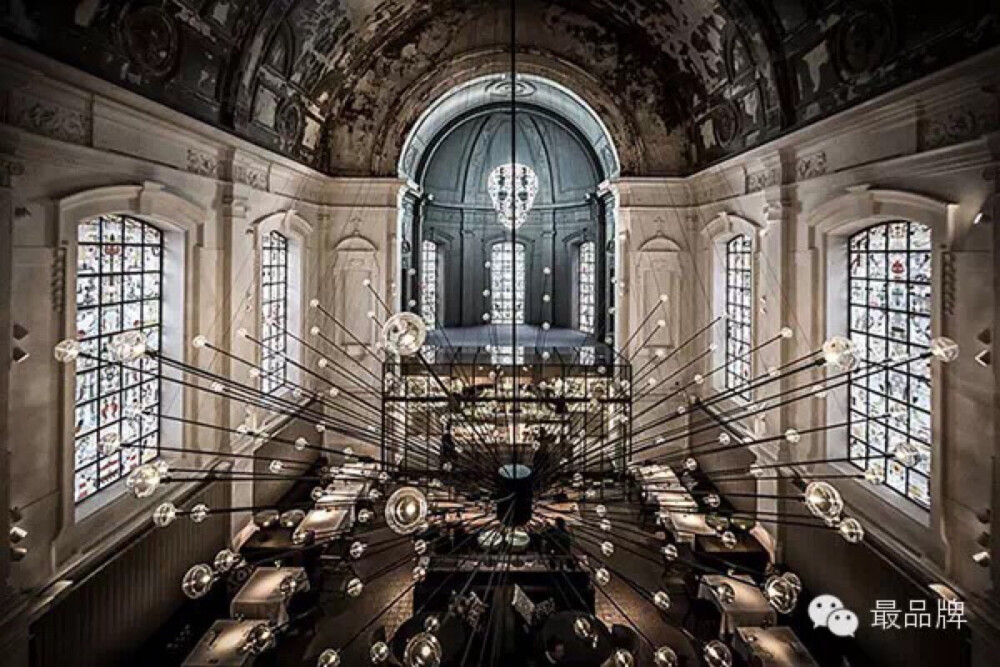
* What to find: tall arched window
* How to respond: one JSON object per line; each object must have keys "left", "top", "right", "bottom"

{"left": 848, "top": 221, "right": 932, "bottom": 507}
{"left": 74, "top": 214, "right": 162, "bottom": 503}
{"left": 579, "top": 241, "right": 596, "bottom": 334}
{"left": 491, "top": 242, "right": 525, "bottom": 324}
{"left": 261, "top": 231, "right": 289, "bottom": 394}
{"left": 725, "top": 235, "right": 753, "bottom": 399}
{"left": 421, "top": 240, "right": 439, "bottom": 328}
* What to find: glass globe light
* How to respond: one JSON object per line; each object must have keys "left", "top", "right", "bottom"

{"left": 661, "top": 544, "right": 679, "bottom": 561}
{"left": 803, "top": 481, "right": 844, "bottom": 523}
{"left": 213, "top": 548, "right": 240, "bottom": 573}
{"left": 404, "top": 631, "right": 442, "bottom": 667}
{"left": 717, "top": 432, "right": 731, "bottom": 446}
{"left": 612, "top": 649, "right": 634, "bottom": 667}
{"left": 181, "top": 563, "right": 216, "bottom": 599}
{"left": 703, "top": 640, "right": 733, "bottom": 667}
{"left": 930, "top": 337, "right": 959, "bottom": 362}
{"left": 893, "top": 441, "right": 923, "bottom": 467}
{"left": 369, "top": 488, "right": 382, "bottom": 501}
{"left": 684, "top": 457, "right": 698, "bottom": 472}
{"left": 412, "top": 566, "right": 427, "bottom": 582}
{"left": 385, "top": 487, "right": 429, "bottom": 535}
{"left": 748, "top": 464, "right": 766, "bottom": 479}
{"left": 595, "top": 568, "right": 611, "bottom": 586}
{"left": 190, "top": 503, "right": 210, "bottom": 523}
{"left": 784, "top": 429, "right": 801, "bottom": 443}
{"left": 595, "top": 504, "right": 607, "bottom": 517}
{"left": 242, "top": 623, "right": 276, "bottom": 655}
{"left": 280, "top": 509, "right": 305, "bottom": 529}
{"left": 54, "top": 339, "right": 81, "bottom": 363}
{"left": 716, "top": 583, "right": 735, "bottom": 604}
{"left": 152, "top": 502, "right": 177, "bottom": 527}
{"left": 764, "top": 574, "right": 799, "bottom": 614}
{"left": 599, "top": 519, "right": 612, "bottom": 532}
{"left": 720, "top": 531, "right": 738, "bottom": 549}
{"left": 704, "top": 493, "right": 721, "bottom": 509}
{"left": 821, "top": 336, "right": 858, "bottom": 372}
{"left": 346, "top": 577, "right": 364, "bottom": 598}
{"left": 317, "top": 649, "right": 341, "bottom": 667}
{"left": 107, "top": 330, "right": 148, "bottom": 363}
{"left": 349, "top": 541, "right": 366, "bottom": 559}
{"left": 358, "top": 508, "right": 374, "bottom": 524}
{"left": 294, "top": 437, "right": 308, "bottom": 451}
{"left": 573, "top": 616, "right": 593, "bottom": 640}
{"left": 782, "top": 571, "right": 802, "bottom": 593}
{"left": 269, "top": 460, "right": 284, "bottom": 474}
{"left": 601, "top": 541, "right": 615, "bottom": 557}
{"left": 838, "top": 517, "right": 865, "bottom": 543}
{"left": 126, "top": 464, "right": 161, "bottom": 499}
{"left": 424, "top": 615, "right": 440, "bottom": 633}
{"left": 382, "top": 312, "right": 427, "bottom": 357}
{"left": 654, "top": 646, "right": 679, "bottom": 667}
{"left": 654, "top": 590, "right": 671, "bottom": 611}
{"left": 370, "top": 641, "right": 390, "bottom": 663}
{"left": 414, "top": 539, "right": 428, "bottom": 555}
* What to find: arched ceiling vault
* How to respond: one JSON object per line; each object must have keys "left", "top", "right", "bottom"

{"left": 3, "top": 1, "right": 998, "bottom": 177}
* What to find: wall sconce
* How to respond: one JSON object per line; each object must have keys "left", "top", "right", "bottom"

{"left": 972, "top": 550, "right": 991, "bottom": 567}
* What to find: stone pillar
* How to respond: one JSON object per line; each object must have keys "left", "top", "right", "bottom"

{"left": 0, "top": 156, "right": 30, "bottom": 666}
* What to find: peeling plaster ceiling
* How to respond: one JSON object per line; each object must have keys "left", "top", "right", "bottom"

{"left": 2, "top": 1, "right": 998, "bottom": 177}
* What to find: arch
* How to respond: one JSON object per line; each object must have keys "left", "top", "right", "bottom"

{"left": 397, "top": 73, "right": 621, "bottom": 183}
{"left": 57, "top": 182, "right": 204, "bottom": 238}
{"left": 807, "top": 187, "right": 957, "bottom": 242}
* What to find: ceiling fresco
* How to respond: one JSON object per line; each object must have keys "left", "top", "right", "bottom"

{"left": 2, "top": 0, "right": 997, "bottom": 176}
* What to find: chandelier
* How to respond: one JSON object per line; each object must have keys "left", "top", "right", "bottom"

{"left": 487, "top": 162, "right": 538, "bottom": 229}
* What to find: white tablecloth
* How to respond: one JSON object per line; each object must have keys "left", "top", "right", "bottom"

{"left": 698, "top": 574, "right": 777, "bottom": 635}
{"left": 182, "top": 620, "right": 259, "bottom": 666}
{"left": 230, "top": 566, "right": 308, "bottom": 624}
{"left": 735, "top": 626, "right": 819, "bottom": 667}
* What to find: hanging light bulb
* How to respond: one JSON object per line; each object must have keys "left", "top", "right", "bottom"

{"left": 385, "top": 487, "right": 429, "bottom": 535}
{"left": 821, "top": 336, "right": 858, "bottom": 372}
{"left": 382, "top": 312, "right": 427, "bottom": 357}
{"left": 53, "top": 339, "right": 81, "bottom": 363}
{"left": 573, "top": 616, "right": 593, "bottom": 641}
{"left": 720, "top": 531, "right": 738, "bottom": 549}
{"left": 107, "top": 330, "right": 148, "bottom": 363}
{"left": 654, "top": 646, "right": 679, "bottom": 667}
{"left": 595, "top": 568, "right": 611, "bottom": 585}
{"left": 703, "top": 640, "right": 733, "bottom": 667}
{"left": 654, "top": 590, "right": 671, "bottom": 611}
{"left": 803, "top": 481, "right": 844, "bottom": 524}
{"left": 838, "top": 517, "right": 866, "bottom": 543}
{"left": 190, "top": 503, "right": 210, "bottom": 523}
{"left": 242, "top": 623, "right": 276, "bottom": 655}
{"left": 601, "top": 541, "right": 615, "bottom": 556}
{"left": 764, "top": 574, "right": 800, "bottom": 614}
{"left": 661, "top": 544, "right": 679, "bottom": 561}
{"left": 612, "top": 649, "right": 635, "bottom": 667}
{"left": 424, "top": 615, "right": 441, "bottom": 633}
{"left": 152, "top": 502, "right": 177, "bottom": 527}
{"left": 370, "top": 641, "right": 390, "bottom": 663}
{"left": 213, "top": 548, "right": 240, "bottom": 573}
{"left": 930, "top": 337, "right": 959, "bottom": 362}
{"left": 181, "top": 563, "right": 216, "bottom": 599}
{"left": 349, "top": 541, "right": 367, "bottom": 559}
{"left": 404, "top": 631, "right": 442, "bottom": 667}
{"left": 316, "top": 649, "right": 341, "bottom": 667}
{"left": 346, "top": 577, "right": 364, "bottom": 598}
{"left": 126, "top": 464, "right": 161, "bottom": 499}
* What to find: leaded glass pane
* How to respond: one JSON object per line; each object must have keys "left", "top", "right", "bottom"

{"left": 847, "top": 220, "right": 932, "bottom": 508}
{"left": 74, "top": 214, "right": 162, "bottom": 503}
{"left": 491, "top": 242, "right": 525, "bottom": 324}
{"left": 261, "top": 231, "right": 289, "bottom": 394}
{"left": 421, "top": 240, "right": 438, "bottom": 328}
{"left": 725, "top": 235, "right": 752, "bottom": 399}
{"left": 579, "top": 241, "right": 596, "bottom": 334}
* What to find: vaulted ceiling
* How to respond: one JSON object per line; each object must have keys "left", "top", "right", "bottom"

{"left": 2, "top": 1, "right": 997, "bottom": 176}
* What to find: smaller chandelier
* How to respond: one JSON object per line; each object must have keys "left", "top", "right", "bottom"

{"left": 487, "top": 162, "right": 539, "bottom": 230}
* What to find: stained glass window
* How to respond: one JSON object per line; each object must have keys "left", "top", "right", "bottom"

{"left": 261, "top": 231, "right": 289, "bottom": 394}
{"left": 421, "top": 240, "right": 438, "bottom": 328}
{"left": 847, "top": 221, "right": 932, "bottom": 507}
{"left": 74, "top": 214, "right": 162, "bottom": 503}
{"left": 725, "top": 235, "right": 753, "bottom": 399}
{"left": 491, "top": 242, "right": 525, "bottom": 324}
{"left": 579, "top": 241, "right": 596, "bottom": 334}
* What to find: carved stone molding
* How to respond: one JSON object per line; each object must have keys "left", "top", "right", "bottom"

{"left": 746, "top": 167, "right": 779, "bottom": 193}
{"left": 186, "top": 149, "right": 223, "bottom": 179}
{"left": 9, "top": 95, "right": 91, "bottom": 145}
{"left": 795, "top": 151, "right": 827, "bottom": 182}
{"left": 233, "top": 163, "right": 268, "bottom": 191}
{"left": 919, "top": 107, "right": 998, "bottom": 152}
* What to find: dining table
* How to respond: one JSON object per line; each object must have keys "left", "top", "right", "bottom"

{"left": 230, "top": 566, "right": 309, "bottom": 624}
{"left": 734, "top": 626, "right": 820, "bottom": 666}
{"left": 539, "top": 611, "right": 615, "bottom": 667}
{"left": 698, "top": 573, "right": 778, "bottom": 635}
{"left": 182, "top": 619, "right": 263, "bottom": 666}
